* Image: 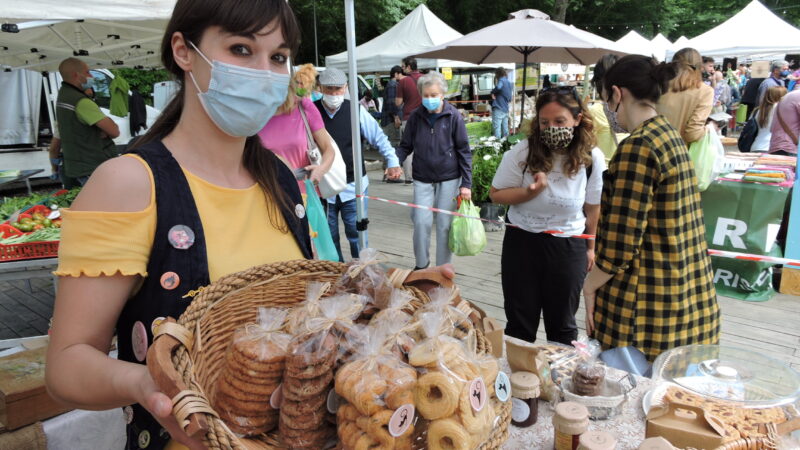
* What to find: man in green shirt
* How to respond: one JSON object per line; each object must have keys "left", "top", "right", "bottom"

{"left": 55, "top": 58, "right": 120, "bottom": 186}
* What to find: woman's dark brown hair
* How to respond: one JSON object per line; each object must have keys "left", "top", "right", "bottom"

{"left": 603, "top": 55, "right": 679, "bottom": 104}
{"left": 526, "top": 90, "right": 595, "bottom": 178}
{"left": 757, "top": 86, "right": 788, "bottom": 128}
{"left": 132, "top": 0, "right": 300, "bottom": 232}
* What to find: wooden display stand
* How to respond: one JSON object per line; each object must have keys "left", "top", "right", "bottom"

{"left": 780, "top": 177, "right": 800, "bottom": 295}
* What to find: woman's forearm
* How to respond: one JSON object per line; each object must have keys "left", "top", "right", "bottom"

{"left": 489, "top": 186, "right": 538, "bottom": 205}
{"left": 584, "top": 203, "right": 600, "bottom": 250}
{"left": 47, "top": 343, "right": 144, "bottom": 410}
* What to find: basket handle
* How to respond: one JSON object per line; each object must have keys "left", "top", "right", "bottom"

{"left": 146, "top": 318, "right": 209, "bottom": 438}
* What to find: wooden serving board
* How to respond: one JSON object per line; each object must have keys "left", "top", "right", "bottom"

{"left": 0, "top": 346, "right": 71, "bottom": 430}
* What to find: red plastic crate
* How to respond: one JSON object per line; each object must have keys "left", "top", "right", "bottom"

{"left": 0, "top": 241, "right": 59, "bottom": 262}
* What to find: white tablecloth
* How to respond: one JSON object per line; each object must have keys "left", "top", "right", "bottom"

{"left": 42, "top": 408, "right": 125, "bottom": 450}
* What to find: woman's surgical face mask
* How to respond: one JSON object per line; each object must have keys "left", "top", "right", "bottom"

{"left": 188, "top": 41, "right": 290, "bottom": 137}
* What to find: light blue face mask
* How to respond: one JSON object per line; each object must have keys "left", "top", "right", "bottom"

{"left": 189, "top": 42, "right": 290, "bottom": 137}
{"left": 422, "top": 96, "right": 441, "bottom": 111}
{"left": 311, "top": 91, "right": 323, "bottom": 102}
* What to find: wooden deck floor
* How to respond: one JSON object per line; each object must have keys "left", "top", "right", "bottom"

{"left": 1, "top": 170, "right": 798, "bottom": 369}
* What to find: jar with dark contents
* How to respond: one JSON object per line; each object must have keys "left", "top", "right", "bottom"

{"left": 509, "top": 371, "right": 540, "bottom": 427}
{"left": 553, "top": 401, "right": 589, "bottom": 450}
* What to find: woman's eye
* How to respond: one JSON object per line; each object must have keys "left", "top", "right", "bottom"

{"left": 230, "top": 44, "right": 252, "bottom": 56}
{"left": 272, "top": 53, "right": 288, "bottom": 64}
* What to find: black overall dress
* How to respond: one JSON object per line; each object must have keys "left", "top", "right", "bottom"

{"left": 118, "top": 142, "right": 312, "bottom": 449}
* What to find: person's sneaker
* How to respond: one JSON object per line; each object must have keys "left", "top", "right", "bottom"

{"left": 413, "top": 263, "right": 430, "bottom": 271}
{"left": 404, "top": 179, "right": 413, "bottom": 185}
{"left": 385, "top": 178, "right": 402, "bottom": 184}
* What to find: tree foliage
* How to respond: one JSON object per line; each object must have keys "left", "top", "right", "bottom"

{"left": 289, "top": 0, "right": 800, "bottom": 67}
{"left": 109, "top": 68, "right": 172, "bottom": 105}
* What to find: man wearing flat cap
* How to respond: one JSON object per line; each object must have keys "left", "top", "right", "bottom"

{"left": 314, "top": 67, "right": 403, "bottom": 261}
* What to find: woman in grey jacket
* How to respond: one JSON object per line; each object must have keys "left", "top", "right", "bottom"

{"left": 396, "top": 71, "right": 472, "bottom": 269}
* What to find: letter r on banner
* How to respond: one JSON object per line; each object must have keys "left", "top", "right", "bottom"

{"left": 713, "top": 218, "right": 747, "bottom": 249}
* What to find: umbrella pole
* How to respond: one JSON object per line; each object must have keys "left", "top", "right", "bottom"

{"left": 344, "top": 0, "right": 368, "bottom": 252}
{"left": 520, "top": 51, "right": 529, "bottom": 130}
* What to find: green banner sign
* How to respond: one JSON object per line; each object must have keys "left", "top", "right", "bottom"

{"left": 700, "top": 180, "right": 789, "bottom": 301}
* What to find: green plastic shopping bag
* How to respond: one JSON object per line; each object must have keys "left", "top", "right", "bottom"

{"left": 448, "top": 199, "right": 487, "bottom": 256}
{"left": 304, "top": 180, "right": 339, "bottom": 261}
{"left": 688, "top": 130, "right": 719, "bottom": 192}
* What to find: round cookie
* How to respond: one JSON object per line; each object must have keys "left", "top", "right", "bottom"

{"left": 283, "top": 370, "right": 333, "bottom": 399}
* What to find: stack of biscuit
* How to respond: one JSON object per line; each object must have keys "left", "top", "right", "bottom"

{"left": 334, "top": 358, "right": 418, "bottom": 449}
{"left": 571, "top": 364, "right": 605, "bottom": 397}
{"left": 213, "top": 335, "right": 285, "bottom": 436}
{"left": 409, "top": 337, "right": 498, "bottom": 450}
{"left": 663, "top": 386, "right": 788, "bottom": 441}
{"left": 279, "top": 331, "right": 338, "bottom": 449}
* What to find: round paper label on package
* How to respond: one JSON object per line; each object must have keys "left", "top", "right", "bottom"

{"left": 327, "top": 389, "right": 341, "bottom": 414}
{"left": 511, "top": 398, "right": 530, "bottom": 423}
{"left": 168, "top": 225, "right": 195, "bottom": 250}
{"left": 269, "top": 383, "right": 283, "bottom": 409}
{"left": 495, "top": 371, "right": 510, "bottom": 402}
{"left": 131, "top": 321, "right": 148, "bottom": 362}
{"left": 388, "top": 404, "right": 415, "bottom": 437}
{"left": 469, "top": 377, "right": 487, "bottom": 412}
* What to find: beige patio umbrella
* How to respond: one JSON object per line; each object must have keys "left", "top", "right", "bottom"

{"left": 415, "top": 9, "right": 627, "bottom": 120}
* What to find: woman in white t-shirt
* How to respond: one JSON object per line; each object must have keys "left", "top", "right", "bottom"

{"left": 752, "top": 86, "right": 787, "bottom": 151}
{"left": 490, "top": 88, "right": 605, "bottom": 345}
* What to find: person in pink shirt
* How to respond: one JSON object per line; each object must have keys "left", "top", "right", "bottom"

{"left": 769, "top": 89, "right": 800, "bottom": 155}
{"left": 258, "top": 63, "right": 336, "bottom": 194}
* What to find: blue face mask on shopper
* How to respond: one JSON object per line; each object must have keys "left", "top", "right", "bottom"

{"left": 188, "top": 41, "right": 290, "bottom": 137}
{"left": 781, "top": 70, "right": 791, "bottom": 78}
{"left": 423, "top": 96, "right": 442, "bottom": 111}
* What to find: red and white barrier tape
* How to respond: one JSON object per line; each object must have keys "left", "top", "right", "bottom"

{"left": 358, "top": 194, "right": 800, "bottom": 268}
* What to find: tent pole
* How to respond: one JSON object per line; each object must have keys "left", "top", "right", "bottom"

{"left": 344, "top": 0, "right": 368, "bottom": 252}
{"left": 313, "top": 0, "right": 319, "bottom": 67}
{"left": 520, "top": 50, "right": 528, "bottom": 128}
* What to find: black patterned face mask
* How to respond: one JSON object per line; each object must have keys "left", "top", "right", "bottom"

{"left": 603, "top": 101, "right": 627, "bottom": 133}
{"left": 541, "top": 126, "right": 575, "bottom": 150}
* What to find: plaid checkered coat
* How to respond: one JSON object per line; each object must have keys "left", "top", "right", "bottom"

{"left": 594, "top": 115, "right": 720, "bottom": 361}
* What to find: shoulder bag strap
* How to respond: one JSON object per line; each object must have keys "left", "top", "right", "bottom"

{"left": 297, "top": 101, "right": 317, "bottom": 150}
{"left": 776, "top": 105, "right": 798, "bottom": 146}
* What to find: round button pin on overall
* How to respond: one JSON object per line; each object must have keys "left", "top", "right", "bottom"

{"left": 167, "top": 225, "right": 195, "bottom": 250}
{"left": 160, "top": 272, "right": 180, "bottom": 290}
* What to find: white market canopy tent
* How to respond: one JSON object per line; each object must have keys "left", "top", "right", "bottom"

{"left": 325, "top": 4, "right": 480, "bottom": 72}
{"left": 650, "top": 33, "right": 673, "bottom": 61}
{"left": 0, "top": 0, "right": 175, "bottom": 72}
{"left": 672, "top": 35, "right": 689, "bottom": 51}
{"left": 616, "top": 30, "right": 653, "bottom": 58}
{"left": 681, "top": 0, "right": 800, "bottom": 58}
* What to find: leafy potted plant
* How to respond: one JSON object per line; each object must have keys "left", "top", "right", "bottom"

{"left": 470, "top": 136, "right": 514, "bottom": 232}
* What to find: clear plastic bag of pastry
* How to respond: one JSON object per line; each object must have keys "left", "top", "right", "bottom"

{"left": 213, "top": 307, "right": 291, "bottom": 437}
{"left": 569, "top": 336, "right": 605, "bottom": 397}
{"left": 370, "top": 288, "right": 417, "bottom": 358}
{"left": 285, "top": 281, "right": 331, "bottom": 335}
{"left": 409, "top": 310, "right": 496, "bottom": 449}
{"left": 335, "top": 248, "right": 393, "bottom": 312}
{"left": 280, "top": 295, "right": 365, "bottom": 449}
{"left": 411, "top": 287, "right": 476, "bottom": 352}
{"left": 335, "top": 327, "right": 418, "bottom": 449}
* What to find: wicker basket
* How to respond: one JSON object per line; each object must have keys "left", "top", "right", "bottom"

{"left": 147, "top": 259, "right": 512, "bottom": 449}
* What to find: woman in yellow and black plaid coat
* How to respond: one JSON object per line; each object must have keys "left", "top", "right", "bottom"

{"left": 582, "top": 55, "right": 720, "bottom": 361}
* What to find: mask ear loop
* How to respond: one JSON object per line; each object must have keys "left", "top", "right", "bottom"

{"left": 187, "top": 40, "right": 213, "bottom": 95}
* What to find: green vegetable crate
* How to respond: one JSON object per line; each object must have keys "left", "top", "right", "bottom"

{"left": 0, "top": 189, "right": 76, "bottom": 262}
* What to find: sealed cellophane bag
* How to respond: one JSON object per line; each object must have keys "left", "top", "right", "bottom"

{"left": 213, "top": 307, "right": 290, "bottom": 437}
{"left": 411, "top": 287, "right": 476, "bottom": 352}
{"left": 279, "top": 294, "right": 365, "bottom": 449}
{"left": 285, "top": 281, "right": 330, "bottom": 335}
{"left": 335, "top": 327, "right": 418, "bottom": 449}
{"left": 369, "top": 288, "right": 417, "bottom": 358}
{"left": 335, "top": 248, "right": 393, "bottom": 318}
{"left": 409, "top": 310, "right": 497, "bottom": 449}
{"left": 570, "top": 336, "right": 605, "bottom": 397}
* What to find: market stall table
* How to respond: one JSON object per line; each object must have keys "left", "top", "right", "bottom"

{"left": 502, "top": 336, "right": 652, "bottom": 449}
{"left": 0, "top": 257, "right": 58, "bottom": 294}
{"left": 0, "top": 169, "right": 44, "bottom": 195}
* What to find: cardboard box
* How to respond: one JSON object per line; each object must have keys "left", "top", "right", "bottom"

{"left": 646, "top": 402, "right": 728, "bottom": 449}
{"left": 750, "top": 61, "right": 770, "bottom": 79}
{"left": 0, "top": 346, "right": 71, "bottom": 430}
